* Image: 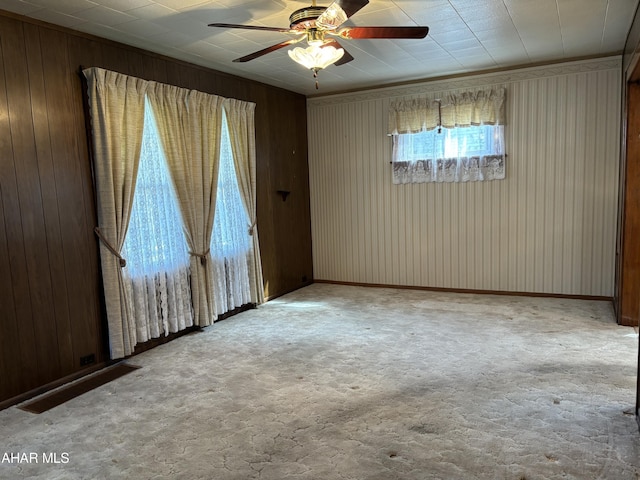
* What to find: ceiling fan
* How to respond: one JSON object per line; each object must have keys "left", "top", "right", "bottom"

{"left": 208, "top": 0, "right": 429, "bottom": 88}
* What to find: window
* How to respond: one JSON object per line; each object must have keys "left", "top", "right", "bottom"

{"left": 394, "top": 124, "right": 502, "bottom": 161}
{"left": 212, "top": 114, "right": 251, "bottom": 260}
{"left": 391, "top": 124, "right": 505, "bottom": 183}
{"left": 124, "top": 98, "right": 190, "bottom": 278}
{"left": 388, "top": 87, "right": 506, "bottom": 184}
{"left": 210, "top": 112, "right": 252, "bottom": 313}
{"left": 84, "top": 67, "right": 263, "bottom": 358}
{"left": 122, "top": 101, "right": 254, "bottom": 338}
{"left": 122, "top": 98, "right": 193, "bottom": 342}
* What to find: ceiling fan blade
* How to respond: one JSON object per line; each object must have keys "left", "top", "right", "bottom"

{"left": 233, "top": 38, "right": 303, "bottom": 63}
{"left": 316, "top": 0, "right": 370, "bottom": 29}
{"left": 323, "top": 40, "right": 354, "bottom": 66}
{"left": 332, "top": 0, "right": 370, "bottom": 19}
{"left": 337, "top": 26, "right": 429, "bottom": 39}
{"left": 209, "top": 22, "right": 293, "bottom": 33}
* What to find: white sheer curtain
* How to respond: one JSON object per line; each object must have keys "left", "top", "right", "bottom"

{"left": 121, "top": 98, "right": 194, "bottom": 344}
{"left": 389, "top": 87, "right": 506, "bottom": 184}
{"left": 210, "top": 113, "right": 253, "bottom": 314}
{"left": 392, "top": 125, "right": 505, "bottom": 183}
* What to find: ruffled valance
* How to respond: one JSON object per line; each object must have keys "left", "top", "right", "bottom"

{"left": 388, "top": 87, "right": 506, "bottom": 134}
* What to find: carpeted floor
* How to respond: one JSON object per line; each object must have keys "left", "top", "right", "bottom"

{"left": 1, "top": 283, "right": 638, "bottom": 479}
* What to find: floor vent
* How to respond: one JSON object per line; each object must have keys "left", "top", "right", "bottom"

{"left": 19, "top": 363, "right": 141, "bottom": 414}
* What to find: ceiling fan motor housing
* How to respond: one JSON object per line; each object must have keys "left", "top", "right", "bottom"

{"left": 289, "top": 6, "right": 326, "bottom": 29}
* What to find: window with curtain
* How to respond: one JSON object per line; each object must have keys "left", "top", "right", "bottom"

{"left": 83, "top": 67, "right": 264, "bottom": 359}
{"left": 122, "top": 98, "right": 194, "bottom": 344}
{"left": 121, "top": 100, "right": 254, "bottom": 342}
{"left": 210, "top": 112, "right": 253, "bottom": 314}
{"left": 389, "top": 87, "right": 506, "bottom": 184}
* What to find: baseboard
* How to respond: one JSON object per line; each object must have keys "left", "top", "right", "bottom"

{"left": 312, "top": 279, "right": 614, "bottom": 302}
{"left": 132, "top": 325, "right": 201, "bottom": 355}
{"left": 620, "top": 314, "right": 639, "bottom": 327}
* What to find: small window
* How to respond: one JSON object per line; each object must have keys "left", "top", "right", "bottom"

{"left": 388, "top": 87, "right": 506, "bottom": 184}
{"left": 391, "top": 125, "right": 505, "bottom": 184}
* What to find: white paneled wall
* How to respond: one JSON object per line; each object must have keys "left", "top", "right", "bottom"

{"left": 307, "top": 58, "right": 621, "bottom": 296}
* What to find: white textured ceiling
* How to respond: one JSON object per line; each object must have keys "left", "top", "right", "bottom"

{"left": 1, "top": 0, "right": 638, "bottom": 95}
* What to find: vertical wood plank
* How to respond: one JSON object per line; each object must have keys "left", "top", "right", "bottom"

{"left": 0, "top": 22, "right": 22, "bottom": 398}
{"left": 0, "top": 185, "right": 21, "bottom": 399}
{"left": 0, "top": 16, "right": 39, "bottom": 393}
{"left": 22, "top": 23, "right": 64, "bottom": 384}
{"left": 39, "top": 27, "right": 94, "bottom": 375}
{"left": 66, "top": 33, "right": 110, "bottom": 368}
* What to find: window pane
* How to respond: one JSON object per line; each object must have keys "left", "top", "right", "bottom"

{"left": 210, "top": 113, "right": 252, "bottom": 313}
{"left": 123, "top": 98, "right": 189, "bottom": 277}
{"left": 211, "top": 115, "right": 250, "bottom": 257}
{"left": 121, "top": 97, "right": 194, "bottom": 342}
{"left": 392, "top": 124, "right": 505, "bottom": 184}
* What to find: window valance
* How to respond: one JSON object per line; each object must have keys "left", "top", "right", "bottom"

{"left": 388, "top": 87, "right": 506, "bottom": 134}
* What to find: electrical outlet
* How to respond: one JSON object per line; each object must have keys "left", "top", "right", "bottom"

{"left": 80, "top": 354, "right": 96, "bottom": 366}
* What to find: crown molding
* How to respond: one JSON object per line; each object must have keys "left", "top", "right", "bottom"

{"left": 308, "top": 56, "right": 621, "bottom": 106}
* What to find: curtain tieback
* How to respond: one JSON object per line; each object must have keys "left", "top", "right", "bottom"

{"left": 189, "top": 248, "right": 210, "bottom": 266}
{"left": 248, "top": 220, "right": 257, "bottom": 236}
{"left": 94, "top": 227, "right": 126, "bottom": 267}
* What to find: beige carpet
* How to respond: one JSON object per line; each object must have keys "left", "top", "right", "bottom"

{"left": 1, "top": 283, "right": 638, "bottom": 479}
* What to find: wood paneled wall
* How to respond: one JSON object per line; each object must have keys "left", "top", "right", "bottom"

{"left": 308, "top": 58, "right": 621, "bottom": 298}
{"left": 620, "top": 4, "right": 640, "bottom": 425}
{"left": 0, "top": 11, "right": 312, "bottom": 405}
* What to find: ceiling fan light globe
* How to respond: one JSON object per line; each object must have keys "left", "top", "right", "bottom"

{"left": 316, "top": 5, "right": 348, "bottom": 30}
{"left": 288, "top": 45, "right": 344, "bottom": 70}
